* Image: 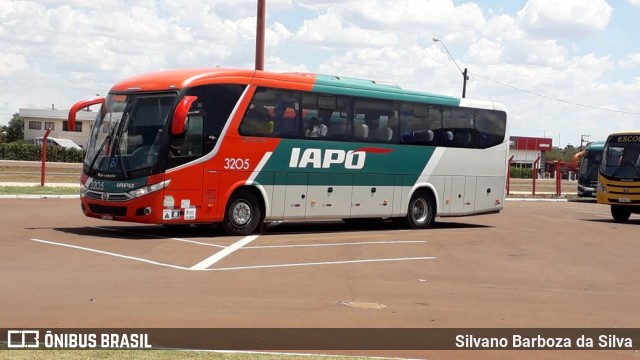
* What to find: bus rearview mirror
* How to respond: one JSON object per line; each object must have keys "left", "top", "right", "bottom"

{"left": 172, "top": 96, "right": 198, "bottom": 135}
{"left": 68, "top": 97, "right": 105, "bottom": 131}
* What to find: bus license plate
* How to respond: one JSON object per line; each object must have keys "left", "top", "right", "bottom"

{"left": 619, "top": 198, "right": 631, "bottom": 203}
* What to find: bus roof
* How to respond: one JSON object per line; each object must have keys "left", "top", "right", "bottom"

{"left": 109, "top": 68, "right": 504, "bottom": 110}
{"left": 586, "top": 140, "right": 605, "bottom": 151}
{"left": 606, "top": 130, "right": 640, "bottom": 137}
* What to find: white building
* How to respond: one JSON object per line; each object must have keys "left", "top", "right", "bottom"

{"left": 19, "top": 108, "right": 97, "bottom": 148}
{"left": 509, "top": 136, "right": 553, "bottom": 167}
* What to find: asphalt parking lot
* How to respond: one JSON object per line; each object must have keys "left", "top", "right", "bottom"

{"left": 1, "top": 198, "right": 639, "bottom": 359}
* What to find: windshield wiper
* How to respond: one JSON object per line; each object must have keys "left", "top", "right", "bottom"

{"left": 88, "top": 126, "right": 116, "bottom": 174}
{"left": 109, "top": 112, "right": 131, "bottom": 178}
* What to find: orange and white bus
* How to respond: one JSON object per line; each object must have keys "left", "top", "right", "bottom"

{"left": 68, "top": 68, "right": 508, "bottom": 235}
{"left": 597, "top": 130, "right": 640, "bottom": 222}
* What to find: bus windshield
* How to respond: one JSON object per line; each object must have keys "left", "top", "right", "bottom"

{"left": 601, "top": 140, "right": 640, "bottom": 179}
{"left": 85, "top": 92, "right": 177, "bottom": 178}
{"left": 578, "top": 149, "right": 602, "bottom": 184}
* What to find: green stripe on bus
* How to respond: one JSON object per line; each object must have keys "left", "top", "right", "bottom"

{"left": 313, "top": 74, "right": 461, "bottom": 106}
{"left": 253, "top": 139, "right": 434, "bottom": 186}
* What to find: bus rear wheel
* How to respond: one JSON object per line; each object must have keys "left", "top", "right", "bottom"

{"left": 611, "top": 205, "right": 631, "bottom": 223}
{"left": 222, "top": 190, "right": 263, "bottom": 236}
{"left": 405, "top": 190, "right": 435, "bottom": 229}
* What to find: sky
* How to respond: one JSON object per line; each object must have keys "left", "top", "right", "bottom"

{"left": 1, "top": 0, "right": 640, "bottom": 148}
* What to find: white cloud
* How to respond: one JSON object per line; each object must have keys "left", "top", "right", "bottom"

{"left": 517, "top": 0, "right": 613, "bottom": 38}
{"left": 0, "top": 0, "right": 638, "bottom": 144}
{"left": 619, "top": 53, "right": 640, "bottom": 68}
{"left": 0, "top": 53, "right": 29, "bottom": 77}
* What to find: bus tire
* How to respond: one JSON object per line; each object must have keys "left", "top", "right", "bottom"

{"left": 611, "top": 205, "right": 631, "bottom": 223}
{"left": 405, "top": 190, "right": 435, "bottom": 229}
{"left": 222, "top": 190, "right": 263, "bottom": 236}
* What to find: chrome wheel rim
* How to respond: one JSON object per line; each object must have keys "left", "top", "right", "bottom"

{"left": 411, "top": 198, "right": 428, "bottom": 224}
{"left": 231, "top": 201, "right": 252, "bottom": 226}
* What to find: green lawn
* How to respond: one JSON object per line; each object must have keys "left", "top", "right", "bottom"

{"left": 0, "top": 346, "right": 374, "bottom": 360}
{"left": 0, "top": 186, "right": 80, "bottom": 195}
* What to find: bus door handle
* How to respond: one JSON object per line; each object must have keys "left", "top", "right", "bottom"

{"left": 371, "top": 187, "right": 377, "bottom": 193}
{"left": 327, "top": 187, "right": 333, "bottom": 193}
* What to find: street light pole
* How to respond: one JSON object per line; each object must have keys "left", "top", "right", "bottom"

{"left": 433, "top": 37, "right": 468, "bottom": 98}
{"left": 255, "top": 0, "right": 265, "bottom": 71}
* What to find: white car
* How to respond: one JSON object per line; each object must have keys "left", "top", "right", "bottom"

{"left": 34, "top": 137, "right": 82, "bottom": 150}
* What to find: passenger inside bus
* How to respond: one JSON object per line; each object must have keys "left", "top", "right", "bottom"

{"left": 240, "top": 105, "right": 273, "bottom": 136}
{"left": 304, "top": 117, "right": 321, "bottom": 138}
{"left": 318, "top": 118, "right": 328, "bottom": 137}
{"left": 387, "top": 117, "right": 399, "bottom": 142}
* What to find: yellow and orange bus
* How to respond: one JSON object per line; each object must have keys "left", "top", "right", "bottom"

{"left": 68, "top": 68, "right": 508, "bottom": 235}
{"left": 598, "top": 130, "right": 640, "bottom": 222}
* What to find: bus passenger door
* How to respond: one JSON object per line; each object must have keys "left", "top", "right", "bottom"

{"left": 283, "top": 172, "right": 307, "bottom": 219}
{"left": 351, "top": 174, "right": 394, "bottom": 217}
{"left": 306, "top": 173, "right": 353, "bottom": 218}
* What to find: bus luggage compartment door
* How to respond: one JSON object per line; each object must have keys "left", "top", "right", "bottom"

{"left": 446, "top": 176, "right": 476, "bottom": 215}
{"left": 305, "top": 173, "right": 353, "bottom": 218}
{"left": 350, "top": 174, "right": 394, "bottom": 217}
{"left": 282, "top": 172, "right": 308, "bottom": 220}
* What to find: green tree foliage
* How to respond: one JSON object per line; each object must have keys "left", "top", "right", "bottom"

{"left": 510, "top": 167, "right": 533, "bottom": 178}
{"left": 5, "top": 113, "right": 24, "bottom": 143}
{"left": 0, "top": 142, "right": 84, "bottom": 162}
{"left": 545, "top": 146, "right": 579, "bottom": 163}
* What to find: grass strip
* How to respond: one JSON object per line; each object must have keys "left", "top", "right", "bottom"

{"left": 0, "top": 186, "right": 80, "bottom": 195}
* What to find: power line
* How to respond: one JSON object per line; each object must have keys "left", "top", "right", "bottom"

{"left": 471, "top": 71, "right": 640, "bottom": 116}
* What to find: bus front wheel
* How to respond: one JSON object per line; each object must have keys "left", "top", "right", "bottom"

{"left": 222, "top": 190, "right": 263, "bottom": 236}
{"left": 405, "top": 190, "right": 435, "bottom": 229}
{"left": 611, "top": 205, "right": 631, "bottom": 223}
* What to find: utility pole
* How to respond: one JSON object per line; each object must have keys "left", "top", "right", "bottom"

{"left": 580, "top": 134, "right": 591, "bottom": 151}
{"left": 255, "top": 0, "right": 265, "bottom": 71}
{"left": 462, "top": 68, "right": 468, "bottom": 99}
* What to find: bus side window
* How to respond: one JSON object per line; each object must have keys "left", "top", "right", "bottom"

{"left": 301, "top": 93, "right": 351, "bottom": 140}
{"left": 353, "top": 98, "right": 394, "bottom": 143}
{"left": 239, "top": 88, "right": 301, "bottom": 138}
{"left": 240, "top": 104, "right": 273, "bottom": 136}
{"left": 474, "top": 110, "right": 506, "bottom": 149}
{"left": 443, "top": 107, "right": 475, "bottom": 148}
{"left": 399, "top": 103, "right": 441, "bottom": 145}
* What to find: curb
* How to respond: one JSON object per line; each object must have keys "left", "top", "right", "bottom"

{"left": 506, "top": 198, "right": 568, "bottom": 202}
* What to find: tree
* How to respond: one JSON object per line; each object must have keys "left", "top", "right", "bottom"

{"left": 0, "top": 124, "right": 6, "bottom": 143}
{"left": 5, "top": 112, "right": 23, "bottom": 143}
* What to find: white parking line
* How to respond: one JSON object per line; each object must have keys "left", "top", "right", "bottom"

{"left": 190, "top": 235, "right": 260, "bottom": 270}
{"left": 30, "top": 236, "right": 435, "bottom": 272}
{"left": 92, "top": 226, "right": 226, "bottom": 248}
{"left": 243, "top": 240, "right": 427, "bottom": 249}
{"left": 31, "top": 238, "right": 189, "bottom": 270}
{"left": 208, "top": 256, "right": 436, "bottom": 271}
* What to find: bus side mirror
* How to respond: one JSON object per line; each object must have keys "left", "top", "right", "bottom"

{"left": 68, "top": 97, "right": 105, "bottom": 130}
{"left": 172, "top": 96, "right": 198, "bottom": 135}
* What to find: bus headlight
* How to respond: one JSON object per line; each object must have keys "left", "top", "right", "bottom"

{"left": 128, "top": 180, "right": 171, "bottom": 198}
{"left": 598, "top": 183, "right": 606, "bottom": 193}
